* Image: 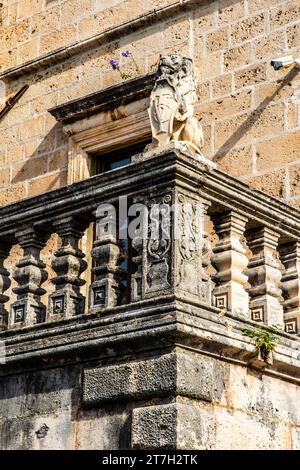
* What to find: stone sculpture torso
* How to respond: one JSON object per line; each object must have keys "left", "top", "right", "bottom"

{"left": 148, "top": 54, "right": 204, "bottom": 154}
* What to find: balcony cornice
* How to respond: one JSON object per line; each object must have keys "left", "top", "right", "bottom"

{"left": 1, "top": 146, "right": 300, "bottom": 242}
{"left": 49, "top": 73, "right": 156, "bottom": 124}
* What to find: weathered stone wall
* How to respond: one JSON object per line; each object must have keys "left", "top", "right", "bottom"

{"left": 1, "top": 0, "right": 300, "bottom": 451}
{"left": 0, "top": 0, "right": 299, "bottom": 203}
{"left": 1, "top": 349, "right": 300, "bottom": 450}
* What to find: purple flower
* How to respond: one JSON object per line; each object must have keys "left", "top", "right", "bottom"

{"left": 109, "top": 58, "right": 119, "bottom": 70}
{"left": 121, "top": 50, "right": 132, "bottom": 57}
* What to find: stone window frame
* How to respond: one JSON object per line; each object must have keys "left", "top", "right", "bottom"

{"left": 49, "top": 73, "right": 155, "bottom": 185}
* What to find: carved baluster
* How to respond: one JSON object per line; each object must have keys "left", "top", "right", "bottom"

{"left": 279, "top": 241, "right": 300, "bottom": 334}
{"left": 0, "top": 243, "right": 11, "bottom": 330}
{"left": 10, "top": 227, "right": 48, "bottom": 328}
{"left": 89, "top": 206, "right": 124, "bottom": 309}
{"left": 211, "top": 211, "right": 249, "bottom": 317}
{"left": 246, "top": 227, "right": 283, "bottom": 326}
{"left": 48, "top": 217, "right": 88, "bottom": 319}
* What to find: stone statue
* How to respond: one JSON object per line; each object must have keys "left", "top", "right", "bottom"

{"left": 148, "top": 54, "right": 204, "bottom": 154}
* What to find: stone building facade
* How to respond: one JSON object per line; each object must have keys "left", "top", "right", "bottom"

{"left": 0, "top": 0, "right": 300, "bottom": 450}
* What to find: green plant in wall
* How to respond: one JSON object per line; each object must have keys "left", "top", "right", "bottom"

{"left": 243, "top": 324, "right": 282, "bottom": 363}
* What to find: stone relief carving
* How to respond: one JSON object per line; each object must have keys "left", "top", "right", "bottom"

{"left": 176, "top": 194, "right": 202, "bottom": 296}
{"left": 148, "top": 54, "right": 203, "bottom": 154}
{"left": 146, "top": 194, "right": 172, "bottom": 292}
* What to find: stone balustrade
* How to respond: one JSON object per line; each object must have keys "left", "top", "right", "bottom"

{"left": 0, "top": 144, "right": 300, "bottom": 337}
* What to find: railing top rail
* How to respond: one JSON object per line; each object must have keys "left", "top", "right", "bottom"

{"left": 1, "top": 146, "right": 300, "bottom": 241}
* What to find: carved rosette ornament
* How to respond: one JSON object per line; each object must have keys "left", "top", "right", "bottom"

{"left": 279, "top": 241, "right": 300, "bottom": 334}
{"left": 10, "top": 227, "right": 48, "bottom": 328}
{"left": 148, "top": 54, "right": 204, "bottom": 154}
{"left": 48, "top": 217, "right": 88, "bottom": 320}
{"left": 246, "top": 227, "right": 283, "bottom": 326}
{"left": 211, "top": 212, "right": 249, "bottom": 317}
{"left": 0, "top": 243, "right": 11, "bottom": 330}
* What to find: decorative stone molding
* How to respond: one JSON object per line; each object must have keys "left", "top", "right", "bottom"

{"left": 279, "top": 241, "right": 300, "bottom": 334}
{"left": 246, "top": 227, "right": 283, "bottom": 326}
{"left": 64, "top": 110, "right": 151, "bottom": 184}
{"left": 10, "top": 227, "right": 48, "bottom": 328}
{"left": 211, "top": 212, "right": 249, "bottom": 317}
{"left": 48, "top": 217, "right": 88, "bottom": 320}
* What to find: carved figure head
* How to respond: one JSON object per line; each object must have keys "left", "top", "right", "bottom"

{"left": 156, "top": 54, "right": 194, "bottom": 85}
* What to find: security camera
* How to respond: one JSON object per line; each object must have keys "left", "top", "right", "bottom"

{"left": 271, "top": 55, "right": 295, "bottom": 70}
{"left": 271, "top": 55, "right": 300, "bottom": 70}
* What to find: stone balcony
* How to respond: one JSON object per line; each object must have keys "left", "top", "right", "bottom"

{"left": 0, "top": 143, "right": 299, "bottom": 373}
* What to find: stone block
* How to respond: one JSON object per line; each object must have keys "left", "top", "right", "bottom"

{"left": 27, "top": 171, "right": 67, "bottom": 197}
{"left": 245, "top": 169, "right": 286, "bottom": 198}
{"left": 231, "top": 13, "right": 265, "bottom": 45}
{"left": 196, "top": 90, "right": 252, "bottom": 123}
{"left": 82, "top": 352, "right": 217, "bottom": 406}
{"left": 0, "top": 184, "right": 26, "bottom": 206}
{"left": 31, "top": 9, "right": 60, "bottom": 36}
{"left": 248, "top": 0, "right": 282, "bottom": 15}
{"left": 164, "top": 16, "right": 190, "bottom": 48}
{"left": 17, "top": 38, "right": 39, "bottom": 65}
{"left": 12, "top": 156, "right": 47, "bottom": 183}
{"left": 254, "top": 80, "right": 294, "bottom": 106}
{"left": 254, "top": 31, "right": 286, "bottom": 61}
{"left": 218, "top": 0, "right": 246, "bottom": 24}
{"left": 288, "top": 101, "right": 299, "bottom": 129}
{"left": 206, "top": 27, "right": 229, "bottom": 53}
{"left": 287, "top": 23, "right": 300, "bottom": 48}
{"left": 193, "top": 7, "right": 216, "bottom": 34}
{"left": 0, "top": 19, "right": 30, "bottom": 51}
{"left": 289, "top": 163, "right": 300, "bottom": 197}
{"left": 40, "top": 26, "right": 77, "bottom": 56}
{"left": 235, "top": 64, "right": 267, "bottom": 89}
{"left": 256, "top": 131, "right": 300, "bottom": 171}
{"left": 131, "top": 403, "right": 204, "bottom": 450}
{"left": 215, "top": 102, "right": 284, "bottom": 149}
{"left": 195, "top": 52, "right": 222, "bottom": 80}
{"left": 217, "top": 145, "right": 253, "bottom": 177}
{"left": 223, "top": 43, "right": 252, "bottom": 71}
{"left": 211, "top": 74, "right": 232, "bottom": 98}
{"left": 17, "top": 0, "right": 43, "bottom": 19}
{"left": 269, "top": 1, "right": 300, "bottom": 30}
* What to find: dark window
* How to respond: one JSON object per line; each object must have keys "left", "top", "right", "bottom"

{"left": 94, "top": 141, "right": 150, "bottom": 175}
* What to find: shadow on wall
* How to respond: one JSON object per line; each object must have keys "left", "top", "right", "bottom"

{"left": 11, "top": 122, "right": 68, "bottom": 191}
{"left": 214, "top": 66, "right": 300, "bottom": 161}
{"left": 4, "top": 0, "right": 297, "bottom": 187}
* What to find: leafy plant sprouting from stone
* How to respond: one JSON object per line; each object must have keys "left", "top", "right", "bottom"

{"left": 109, "top": 50, "right": 141, "bottom": 80}
{"left": 243, "top": 324, "right": 281, "bottom": 362}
